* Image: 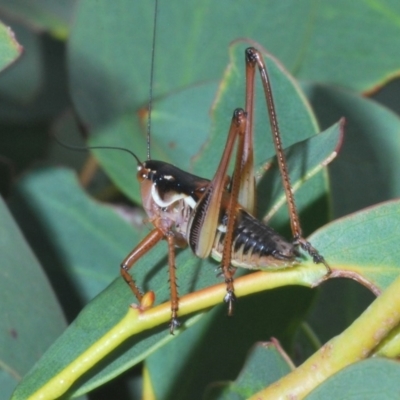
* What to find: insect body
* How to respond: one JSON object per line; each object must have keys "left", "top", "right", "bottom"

{"left": 121, "top": 48, "right": 330, "bottom": 333}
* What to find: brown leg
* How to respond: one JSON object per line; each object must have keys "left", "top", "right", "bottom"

{"left": 235, "top": 47, "right": 256, "bottom": 214}
{"left": 221, "top": 109, "right": 248, "bottom": 314}
{"left": 166, "top": 233, "right": 180, "bottom": 333}
{"left": 186, "top": 107, "right": 248, "bottom": 314}
{"left": 189, "top": 109, "right": 247, "bottom": 259}
{"left": 245, "top": 47, "right": 331, "bottom": 274}
{"left": 120, "top": 228, "right": 164, "bottom": 301}
{"left": 188, "top": 108, "right": 248, "bottom": 313}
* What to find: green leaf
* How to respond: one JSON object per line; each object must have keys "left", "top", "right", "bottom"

{"left": 69, "top": 0, "right": 400, "bottom": 123}
{"left": 0, "top": 0, "right": 74, "bottom": 39}
{"left": 304, "top": 84, "right": 400, "bottom": 218}
{"left": 310, "top": 200, "right": 400, "bottom": 291}
{"left": 9, "top": 168, "right": 141, "bottom": 310}
{"left": 0, "top": 196, "right": 66, "bottom": 400}
{"left": 306, "top": 358, "right": 400, "bottom": 400}
{"left": 258, "top": 119, "right": 343, "bottom": 234}
{"left": 0, "top": 22, "right": 42, "bottom": 104}
{"left": 295, "top": 0, "right": 400, "bottom": 91}
{"left": 0, "top": 21, "right": 21, "bottom": 73}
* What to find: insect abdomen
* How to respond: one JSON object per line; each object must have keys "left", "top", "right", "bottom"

{"left": 212, "top": 209, "right": 297, "bottom": 270}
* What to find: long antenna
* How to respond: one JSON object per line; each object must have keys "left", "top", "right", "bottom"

{"left": 53, "top": 134, "right": 142, "bottom": 165}
{"left": 146, "top": 0, "right": 158, "bottom": 160}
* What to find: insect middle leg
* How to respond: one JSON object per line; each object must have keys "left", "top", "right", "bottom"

{"left": 220, "top": 110, "right": 248, "bottom": 314}
{"left": 189, "top": 108, "right": 248, "bottom": 313}
{"left": 166, "top": 232, "right": 180, "bottom": 333}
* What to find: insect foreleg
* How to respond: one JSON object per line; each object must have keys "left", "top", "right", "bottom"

{"left": 121, "top": 225, "right": 183, "bottom": 332}
{"left": 120, "top": 228, "right": 164, "bottom": 302}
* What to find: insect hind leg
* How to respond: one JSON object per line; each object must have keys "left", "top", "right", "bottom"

{"left": 294, "top": 236, "right": 332, "bottom": 275}
{"left": 246, "top": 47, "right": 331, "bottom": 277}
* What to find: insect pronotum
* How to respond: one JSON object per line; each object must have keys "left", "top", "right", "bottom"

{"left": 112, "top": 3, "right": 332, "bottom": 334}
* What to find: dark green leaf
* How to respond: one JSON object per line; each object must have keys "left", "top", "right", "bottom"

{"left": 204, "top": 342, "right": 292, "bottom": 400}
{"left": 0, "top": 196, "right": 66, "bottom": 400}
